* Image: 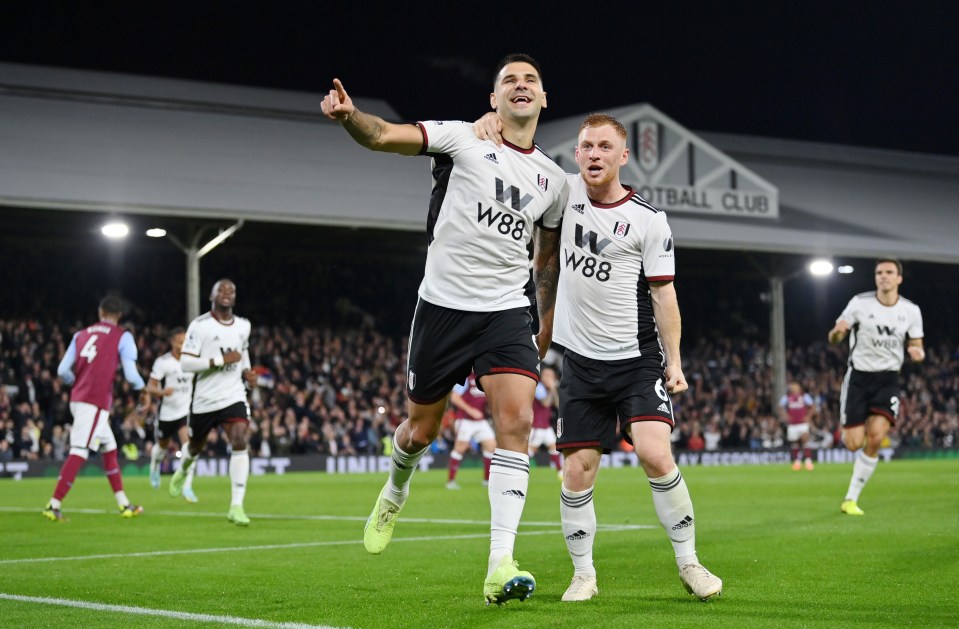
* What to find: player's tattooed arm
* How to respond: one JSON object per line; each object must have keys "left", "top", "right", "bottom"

{"left": 321, "top": 79, "right": 421, "bottom": 155}
{"left": 341, "top": 110, "right": 386, "bottom": 149}
{"left": 533, "top": 226, "right": 561, "bottom": 358}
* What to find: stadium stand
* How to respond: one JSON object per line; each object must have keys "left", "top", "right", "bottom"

{"left": 2, "top": 318, "right": 955, "bottom": 462}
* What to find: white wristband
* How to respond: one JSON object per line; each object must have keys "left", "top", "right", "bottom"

{"left": 212, "top": 354, "right": 225, "bottom": 368}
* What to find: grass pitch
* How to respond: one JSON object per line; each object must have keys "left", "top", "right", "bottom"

{"left": 1, "top": 459, "right": 957, "bottom": 628}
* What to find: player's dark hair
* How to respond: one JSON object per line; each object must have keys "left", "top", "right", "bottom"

{"left": 493, "top": 53, "right": 543, "bottom": 86}
{"left": 99, "top": 295, "right": 125, "bottom": 316}
{"left": 875, "top": 257, "right": 902, "bottom": 275}
{"left": 168, "top": 326, "right": 185, "bottom": 339}
{"left": 210, "top": 278, "right": 234, "bottom": 300}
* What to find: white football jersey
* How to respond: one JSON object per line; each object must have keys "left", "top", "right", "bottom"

{"left": 837, "top": 291, "right": 923, "bottom": 372}
{"left": 416, "top": 121, "right": 568, "bottom": 312}
{"left": 149, "top": 352, "right": 194, "bottom": 421}
{"left": 553, "top": 176, "right": 675, "bottom": 360}
{"left": 181, "top": 312, "right": 252, "bottom": 413}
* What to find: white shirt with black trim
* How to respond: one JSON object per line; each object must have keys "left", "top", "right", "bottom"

{"left": 149, "top": 352, "right": 194, "bottom": 421}
{"left": 553, "top": 176, "right": 675, "bottom": 360}
{"left": 416, "top": 120, "right": 568, "bottom": 312}
{"left": 181, "top": 313, "right": 252, "bottom": 414}
{"left": 837, "top": 291, "right": 923, "bottom": 372}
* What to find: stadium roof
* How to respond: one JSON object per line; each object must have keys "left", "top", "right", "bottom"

{"left": 2, "top": 62, "right": 958, "bottom": 263}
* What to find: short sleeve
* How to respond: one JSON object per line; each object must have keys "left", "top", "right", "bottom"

{"left": 642, "top": 213, "right": 676, "bottom": 282}
{"left": 417, "top": 121, "right": 475, "bottom": 156}
{"left": 908, "top": 305, "right": 924, "bottom": 339}
{"left": 537, "top": 175, "right": 569, "bottom": 231}
{"left": 118, "top": 331, "right": 138, "bottom": 362}
{"left": 181, "top": 321, "right": 202, "bottom": 356}
{"left": 837, "top": 298, "right": 860, "bottom": 325}
{"left": 149, "top": 358, "right": 166, "bottom": 382}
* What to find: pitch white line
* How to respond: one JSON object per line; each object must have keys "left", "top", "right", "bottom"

{"left": 0, "top": 592, "right": 343, "bottom": 628}
{"left": 0, "top": 505, "right": 654, "bottom": 528}
{"left": 0, "top": 524, "right": 653, "bottom": 565}
{"left": 0, "top": 533, "right": 479, "bottom": 564}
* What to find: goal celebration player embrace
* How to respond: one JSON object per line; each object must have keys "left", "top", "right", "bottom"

{"left": 550, "top": 114, "right": 722, "bottom": 603}
{"left": 321, "top": 53, "right": 569, "bottom": 605}
{"left": 474, "top": 112, "right": 723, "bottom": 601}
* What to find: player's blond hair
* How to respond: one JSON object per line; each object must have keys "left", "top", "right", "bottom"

{"left": 580, "top": 114, "right": 627, "bottom": 139}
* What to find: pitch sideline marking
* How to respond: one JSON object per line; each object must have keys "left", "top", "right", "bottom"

{"left": 0, "top": 592, "right": 343, "bottom": 628}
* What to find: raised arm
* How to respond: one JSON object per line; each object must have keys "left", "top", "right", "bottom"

{"left": 321, "top": 78, "right": 423, "bottom": 156}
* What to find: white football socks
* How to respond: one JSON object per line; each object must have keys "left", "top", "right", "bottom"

{"left": 845, "top": 450, "right": 878, "bottom": 502}
{"left": 561, "top": 485, "right": 597, "bottom": 577}
{"left": 229, "top": 449, "right": 249, "bottom": 507}
{"left": 649, "top": 466, "right": 698, "bottom": 568}
{"left": 150, "top": 442, "right": 165, "bottom": 471}
{"left": 487, "top": 449, "right": 530, "bottom": 575}
{"left": 386, "top": 437, "right": 427, "bottom": 506}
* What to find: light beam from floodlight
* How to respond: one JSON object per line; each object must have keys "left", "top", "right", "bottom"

{"left": 146, "top": 228, "right": 167, "bottom": 238}
{"left": 808, "top": 259, "right": 834, "bottom": 276}
{"left": 101, "top": 222, "right": 129, "bottom": 239}
{"left": 837, "top": 265, "right": 854, "bottom": 274}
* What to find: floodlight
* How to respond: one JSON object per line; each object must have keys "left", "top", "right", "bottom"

{"left": 146, "top": 228, "right": 167, "bottom": 238}
{"left": 101, "top": 222, "right": 130, "bottom": 238}
{"left": 808, "top": 259, "right": 834, "bottom": 276}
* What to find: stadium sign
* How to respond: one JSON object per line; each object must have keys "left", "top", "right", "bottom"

{"left": 10, "top": 447, "right": 956, "bottom": 479}
{"left": 546, "top": 104, "right": 779, "bottom": 219}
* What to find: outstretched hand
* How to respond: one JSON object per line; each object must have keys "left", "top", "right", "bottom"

{"left": 321, "top": 78, "right": 355, "bottom": 121}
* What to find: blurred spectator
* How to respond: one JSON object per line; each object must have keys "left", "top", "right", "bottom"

{"left": 0, "top": 318, "right": 955, "bottom": 461}
{"left": 0, "top": 438, "right": 12, "bottom": 462}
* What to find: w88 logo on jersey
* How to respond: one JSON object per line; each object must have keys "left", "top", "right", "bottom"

{"left": 564, "top": 248, "right": 611, "bottom": 282}
{"left": 476, "top": 203, "right": 526, "bottom": 241}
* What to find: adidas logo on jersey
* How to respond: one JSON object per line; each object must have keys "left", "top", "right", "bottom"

{"left": 565, "top": 529, "right": 590, "bottom": 541}
{"left": 657, "top": 402, "right": 670, "bottom": 413}
{"left": 484, "top": 152, "right": 499, "bottom": 164}
{"left": 501, "top": 489, "right": 526, "bottom": 499}
{"left": 671, "top": 515, "right": 693, "bottom": 530}
{"left": 571, "top": 203, "right": 585, "bottom": 214}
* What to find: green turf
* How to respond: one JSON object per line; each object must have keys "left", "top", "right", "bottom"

{"left": 1, "top": 459, "right": 957, "bottom": 628}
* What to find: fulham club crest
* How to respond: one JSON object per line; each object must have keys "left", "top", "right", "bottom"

{"left": 537, "top": 174, "right": 549, "bottom": 192}
{"left": 613, "top": 221, "right": 630, "bottom": 239}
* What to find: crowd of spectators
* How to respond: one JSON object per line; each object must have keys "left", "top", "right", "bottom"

{"left": 2, "top": 317, "right": 957, "bottom": 464}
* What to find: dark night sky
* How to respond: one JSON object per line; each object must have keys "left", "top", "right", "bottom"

{"left": 3, "top": 1, "right": 958, "bottom": 156}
